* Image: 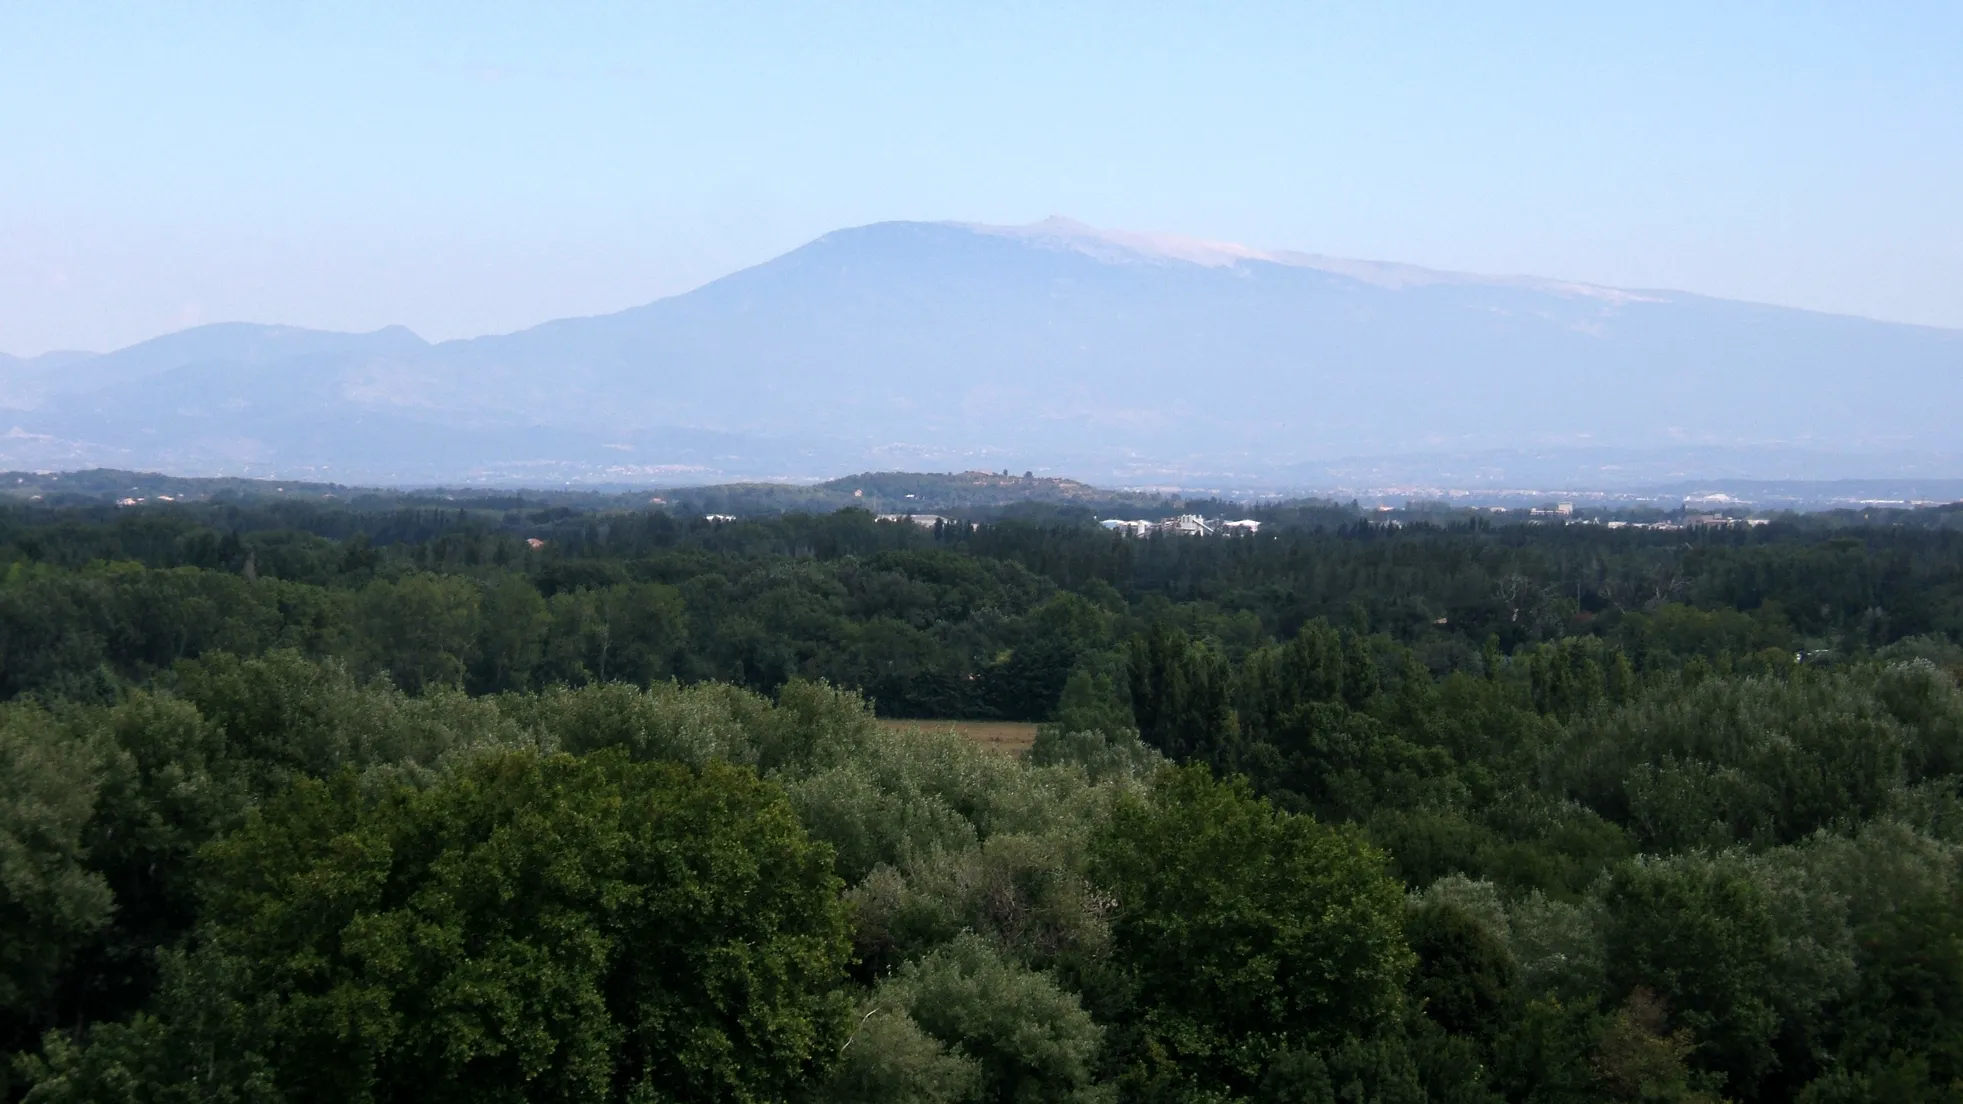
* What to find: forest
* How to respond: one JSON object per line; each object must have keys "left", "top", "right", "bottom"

{"left": 5, "top": 491, "right": 1963, "bottom": 1102}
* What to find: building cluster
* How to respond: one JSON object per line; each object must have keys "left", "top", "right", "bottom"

{"left": 1099, "top": 515, "right": 1262, "bottom": 537}
{"left": 1602, "top": 515, "right": 1769, "bottom": 531}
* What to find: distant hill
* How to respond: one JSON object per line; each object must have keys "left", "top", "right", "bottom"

{"left": 672, "top": 470, "right": 1177, "bottom": 517}
{"left": 3, "top": 218, "right": 1958, "bottom": 486}
{"left": 0, "top": 467, "right": 1181, "bottom": 518}
{"left": 0, "top": 469, "right": 384, "bottom": 510}
{"left": 10, "top": 467, "right": 1956, "bottom": 521}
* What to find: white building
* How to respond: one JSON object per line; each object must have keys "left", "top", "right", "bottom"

{"left": 1158, "top": 515, "right": 1215, "bottom": 536}
{"left": 1102, "top": 515, "right": 1262, "bottom": 537}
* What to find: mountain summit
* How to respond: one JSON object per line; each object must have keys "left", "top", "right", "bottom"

{"left": 4, "top": 219, "right": 1958, "bottom": 485}
{"left": 964, "top": 217, "right": 1651, "bottom": 300}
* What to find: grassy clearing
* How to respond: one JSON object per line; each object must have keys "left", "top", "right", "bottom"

{"left": 875, "top": 718, "right": 1040, "bottom": 755}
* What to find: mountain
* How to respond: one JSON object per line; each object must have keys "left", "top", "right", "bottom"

{"left": 3, "top": 217, "right": 1958, "bottom": 486}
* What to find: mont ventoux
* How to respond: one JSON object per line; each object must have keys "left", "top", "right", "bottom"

{"left": 3, "top": 217, "right": 1958, "bottom": 487}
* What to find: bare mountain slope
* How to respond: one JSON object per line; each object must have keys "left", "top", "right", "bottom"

{"left": 3, "top": 219, "right": 1957, "bottom": 484}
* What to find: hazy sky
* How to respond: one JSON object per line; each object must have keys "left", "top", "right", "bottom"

{"left": 4, "top": 2, "right": 1960, "bottom": 355}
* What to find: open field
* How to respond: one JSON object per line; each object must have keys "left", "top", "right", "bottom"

{"left": 875, "top": 718, "right": 1039, "bottom": 755}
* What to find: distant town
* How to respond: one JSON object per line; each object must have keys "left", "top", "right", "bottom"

{"left": 1097, "top": 515, "right": 1262, "bottom": 537}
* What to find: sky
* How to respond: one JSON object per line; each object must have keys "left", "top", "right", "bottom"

{"left": 2, "top": 1, "right": 1960, "bottom": 356}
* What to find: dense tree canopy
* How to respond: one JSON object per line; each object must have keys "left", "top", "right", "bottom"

{"left": 3, "top": 494, "right": 1963, "bottom": 1101}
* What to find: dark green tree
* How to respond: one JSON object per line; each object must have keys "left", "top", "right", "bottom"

{"left": 0, "top": 705, "right": 115, "bottom": 1043}
{"left": 1602, "top": 857, "right": 1781, "bottom": 1097}
{"left": 1127, "top": 626, "right": 1235, "bottom": 766}
{"left": 26, "top": 750, "right": 851, "bottom": 1103}
{"left": 1092, "top": 764, "right": 1413, "bottom": 1097}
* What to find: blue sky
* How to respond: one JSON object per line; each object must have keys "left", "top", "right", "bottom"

{"left": 3, "top": 1, "right": 1959, "bottom": 354}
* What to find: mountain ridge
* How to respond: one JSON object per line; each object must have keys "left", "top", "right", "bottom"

{"left": 3, "top": 218, "right": 1957, "bottom": 485}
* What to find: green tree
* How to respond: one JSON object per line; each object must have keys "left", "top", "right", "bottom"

{"left": 1048, "top": 650, "right": 1135, "bottom": 739}
{"left": 1590, "top": 990, "right": 1727, "bottom": 1104}
{"left": 542, "top": 584, "right": 687, "bottom": 688}
{"left": 354, "top": 573, "right": 481, "bottom": 693}
{"left": 1602, "top": 857, "right": 1781, "bottom": 1097}
{"left": 0, "top": 704, "right": 115, "bottom": 1029}
{"left": 17, "top": 944, "right": 280, "bottom": 1104}
{"left": 818, "top": 998, "right": 982, "bottom": 1104}
{"left": 1407, "top": 896, "right": 1518, "bottom": 1043}
{"left": 31, "top": 750, "right": 852, "bottom": 1103}
{"left": 64, "top": 692, "right": 255, "bottom": 1031}
{"left": 472, "top": 573, "right": 549, "bottom": 691}
{"left": 1555, "top": 674, "right": 1911, "bottom": 851}
{"left": 1127, "top": 627, "right": 1235, "bottom": 766}
{"left": 173, "top": 649, "right": 521, "bottom": 789}
{"left": 869, "top": 933, "right": 1107, "bottom": 1103}
{"left": 1784, "top": 823, "right": 1963, "bottom": 1100}
{"left": 1092, "top": 764, "right": 1413, "bottom": 1097}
